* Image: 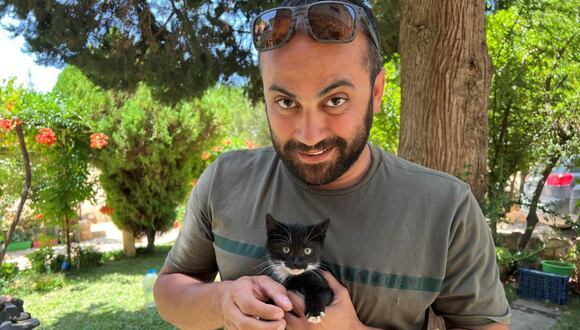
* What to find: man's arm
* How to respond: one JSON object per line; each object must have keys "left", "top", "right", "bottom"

{"left": 448, "top": 324, "right": 509, "bottom": 330}
{"left": 154, "top": 265, "right": 293, "bottom": 330}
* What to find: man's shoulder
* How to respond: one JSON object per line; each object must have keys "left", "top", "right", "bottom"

{"left": 372, "top": 145, "right": 470, "bottom": 195}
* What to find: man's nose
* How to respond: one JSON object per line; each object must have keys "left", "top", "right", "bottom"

{"left": 295, "top": 108, "right": 326, "bottom": 147}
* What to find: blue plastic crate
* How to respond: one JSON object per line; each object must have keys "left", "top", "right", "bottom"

{"left": 518, "top": 268, "right": 569, "bottom": 305}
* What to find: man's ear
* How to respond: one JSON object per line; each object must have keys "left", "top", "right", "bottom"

{"left": 372, "top": 68, "right": 386, "bottom": 114}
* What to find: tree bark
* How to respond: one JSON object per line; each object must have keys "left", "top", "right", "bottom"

{"left": 398, "top": 0, "right": 492, "bottom": 202}
{"left": 146, "top": 228, "right": 156, "bottom": 253}
{"left": 0, "top": 124, "right": 31, "bottom": 265}
{"left": 123, "top": 230, "right": 136, "bottom": 257}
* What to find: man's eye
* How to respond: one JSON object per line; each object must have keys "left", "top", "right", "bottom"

{"left": 325, "top": 97, "right": 346, "bottom": 107}
{"left": 276, "top": 99, "right": 297, "bottom": 109}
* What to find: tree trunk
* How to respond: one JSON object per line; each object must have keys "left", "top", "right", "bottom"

{"left": 123, "top": 230, "right": 136, "bottom": 257}
{"left": 517, "top": 155, "right": 559, "bottom": 251}
{"left": 398, "top": 0, "right": 492, "bottom": 202}
{"left": 145, "top": 229, "right": 156, "bottom": 253}
{"left": 0, "top": 124, "right": 31, "bottom": 265}
{"left": 65, "top": 216, "right": 72, "bottom": 264}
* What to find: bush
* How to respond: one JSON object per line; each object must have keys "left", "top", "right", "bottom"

{"left": 0, "top": 262, "right": 19, "bottom": 294}
{"left": 27, "top": 247, "right": 55, "bottom": 274}
{"left": 101, "top": 250, "right": 124, "bottom": 262}
{"left": 27, "top": 273, "right": 66, "bottom": 293}
{"left": 73, "top": 246, "right": 103, "bottom": 269}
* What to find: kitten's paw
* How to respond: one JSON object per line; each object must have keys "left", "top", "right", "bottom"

{"left": 307, "top": 315, "right": 322, "bottom": 323}
{"left": 305, "top": 311, "right": 325, "bottom": 323}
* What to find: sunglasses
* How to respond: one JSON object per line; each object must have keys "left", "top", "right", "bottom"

{"left": 252, "top": 1, "right": 380, "bottom": 52}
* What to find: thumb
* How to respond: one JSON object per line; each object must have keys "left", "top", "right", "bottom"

{"left": 255, "top": 276, "right": 293, "bottom": 312}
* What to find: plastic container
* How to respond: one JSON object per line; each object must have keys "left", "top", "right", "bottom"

{"left": 143, "top": 268, "right": 158, "bottom": 308}
{"left": 541, "top": 260, "right": 576, "bottom": 276}
{"left": 518, "top": 268, "right": 568, "bottom": 305}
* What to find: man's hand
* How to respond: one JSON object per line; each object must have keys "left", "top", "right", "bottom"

{"left": 221, "top": 275, "right": 293, "bottom": 330}
{"left": 284, "top": 271, "right": 379, "bottom": 330}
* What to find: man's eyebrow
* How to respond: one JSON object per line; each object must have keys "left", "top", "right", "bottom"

{"left": 269, "top": 84, "right": 297, "bottom": 98}
{"left": 317, "top": 79, "right": 355, "bottom": 97}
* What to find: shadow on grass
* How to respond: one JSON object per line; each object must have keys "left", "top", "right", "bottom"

{"left": 47, "top": 303, "right": 175, "bottom": 330}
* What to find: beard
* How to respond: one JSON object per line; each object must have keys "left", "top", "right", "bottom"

{"left": 270, "top": 97, "right": 374, "bottom": 186}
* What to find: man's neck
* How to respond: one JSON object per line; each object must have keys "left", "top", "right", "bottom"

{"left": 318, "top": 144, "right": 372, "bottom": 190}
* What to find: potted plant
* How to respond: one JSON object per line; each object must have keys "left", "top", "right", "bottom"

{"left": 32, "top": 233, "right": 58, "bottom": 248}
{"left": 5, "top": 229, "right": 33, "bottom": 252}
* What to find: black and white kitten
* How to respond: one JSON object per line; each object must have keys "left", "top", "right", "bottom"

{"left": 264, "top": 213, "right": 334, "bottom": 323}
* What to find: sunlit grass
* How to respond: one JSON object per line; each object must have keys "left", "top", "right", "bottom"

{"left": 15, "top": 245, "right": 175, "bottom": 329}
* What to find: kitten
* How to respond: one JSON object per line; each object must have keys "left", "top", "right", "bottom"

{"left": 264, "top": 213, "right": 334, "bottom": 323}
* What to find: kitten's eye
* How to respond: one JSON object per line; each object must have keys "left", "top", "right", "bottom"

{"left": 282, "top": 246, "right": 291, "bottom": 254}
{"left": 304, "top": 247, "right": 312, "bottom": 255}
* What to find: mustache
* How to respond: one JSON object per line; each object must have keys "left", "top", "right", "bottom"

{"left": 283, "top": 136, "right": 347, "bottom": 153}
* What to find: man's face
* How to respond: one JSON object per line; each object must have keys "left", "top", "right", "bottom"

{"left": 260, "top": 28, "right": 384, "bottom": 186}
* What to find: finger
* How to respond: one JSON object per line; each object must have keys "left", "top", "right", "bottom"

{"left": 322, "top": 271, "right": 342, "bottom": 290}
{"left": 284, "top": 310, "right": 305, "bottom": 330}
{"left": 229, "top": 306, "right": 286, "bottom": 330}
{"left": 286, "top": 291, "right": 305, "bottom": 317}
{"left": 233, "top": 290, "right": 285, "bottom": 321}
{"left": 255, "top": 276, "right": 293, "bottom": 311}
{"left": 322, "top": 271, "right": 349, "bottom": 303}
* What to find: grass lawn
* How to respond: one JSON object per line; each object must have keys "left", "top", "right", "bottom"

{"left": 553, "top": 293, "right": 580, "bottom": 330}
{"left": 12, "top": 245, "right": 175, "bottom": 329}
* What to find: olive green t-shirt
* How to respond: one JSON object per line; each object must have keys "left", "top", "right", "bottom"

{"left": 164, "top": 144, "right": 511, "bottom": 329}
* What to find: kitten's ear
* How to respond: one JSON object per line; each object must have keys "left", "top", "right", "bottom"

{"left": 265, "top": 213, "right": 280, "bottom": 232}
{"left": 311, "top": 218, "right": 330, "bottom": 242}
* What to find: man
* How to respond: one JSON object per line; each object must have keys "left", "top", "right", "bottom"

{"left": 154, "top": 1, "right": 511, "bottom": 329}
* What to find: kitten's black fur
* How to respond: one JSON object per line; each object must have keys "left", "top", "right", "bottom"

{"left": 265, "top": 213, "right": 334, "bottom": 323}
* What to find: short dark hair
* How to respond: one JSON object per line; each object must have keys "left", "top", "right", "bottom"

{"left": 273, "top": 0, "right": 383, "bottom": 82}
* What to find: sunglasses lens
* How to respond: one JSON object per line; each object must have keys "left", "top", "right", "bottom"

{"left": 253, "top": 9, "right": 293, "bottom": 50}
{"left": 309, "top": 3, "right": 356, "bottom": 42}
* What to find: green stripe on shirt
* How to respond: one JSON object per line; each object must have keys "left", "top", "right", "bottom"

{"left": 213, "top": 233, "right": 442, "bottom": 293}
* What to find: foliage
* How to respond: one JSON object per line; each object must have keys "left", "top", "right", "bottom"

{"left": 73, "top": 246, "right": 103, "bottom": 269}
{"left": 200, "top": 85, "right": 270, "bottom": 147}
{"left": 369, "top": 56, "right": 401, "bottom": 154}
{"left": 0, "top": 262, "right": 19, "bottom": 292}
{"left": 0, "top": 78, "right": 98, "bottom": 263}
{"left": 53, "top": 66, "right": 217, "bottom": 252}
{"left": 484, "top": 0, "right": 579, "bottom": 245}
{"left": 0, "top": 1, "right": 399, "bottom": 103}
{"left": 27, "top": 246, "right": 57, "bottom": 274}
{"left": 553, "top": 296, "right": 580, "bottom": 330}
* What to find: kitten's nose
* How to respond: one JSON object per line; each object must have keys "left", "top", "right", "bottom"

{"left": 292, "top": 257, "right": 306, "bottom": 269}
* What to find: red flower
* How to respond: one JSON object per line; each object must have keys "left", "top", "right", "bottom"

{"left": 99, "top": 205, "right": 114, "bottom": 215}
{"left": 34, "top": 213, "right": 44, "bottom": 221}
{"left": 201, "top": 151, "right": 211, "bottom": 161}
{"left": 90, "top": 133, "right": 109, "bottom": 149}
{"left": 0, "top": 119, "right": 12, "bottom": 131}
{"left": 36, "top": 128, "right": 57, "bottom": 146}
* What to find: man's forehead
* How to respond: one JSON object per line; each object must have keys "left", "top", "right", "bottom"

{"left": 259, "top": 29, "right": 368, "bottom": 82}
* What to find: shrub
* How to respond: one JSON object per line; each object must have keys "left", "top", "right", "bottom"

{"left": 29, "top": 273, "right": 65, "bottom": 293}
{"left": 0, "top": 262, "right": 19, "bottom": 294}
{"left": 27, "top": 247, "right": 55, "bottom": 274}
{"left": 73, "top": 246, "right": 103, "bottom": 269}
